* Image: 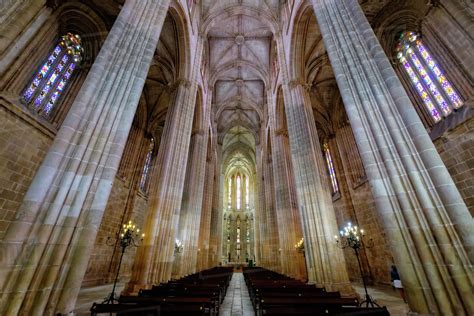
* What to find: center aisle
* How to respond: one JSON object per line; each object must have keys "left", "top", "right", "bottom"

{"left": 220, "top": 273, "right": 255, "bottom": 316}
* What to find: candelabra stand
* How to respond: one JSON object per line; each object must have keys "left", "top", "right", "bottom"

{"left": 335, "top": 222, "right": 379, "bottom": 308}
{"left": 103, "top": 220, "right": 144, "bottom": 304}
{"left": 294, "top": 237, "right": 309, "bottom": 282}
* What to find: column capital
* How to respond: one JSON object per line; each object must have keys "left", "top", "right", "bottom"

{"left": 288, "top": 78, "right": 312, "bottom": 92}
{"left": 274, "top": 128, "right": 288, "bottom": 137}
{"left": 191, "top": 128, "right": 206, "bottom": 137}
{"left": 169, "top": 78, "right": 192, "bottom": 92}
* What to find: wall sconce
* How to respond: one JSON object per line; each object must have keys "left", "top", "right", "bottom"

{"left": 175, "top": 239, "right": 183, "bottom": 254}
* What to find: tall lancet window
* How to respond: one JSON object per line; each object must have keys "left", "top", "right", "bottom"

{"left": 228, "top": 178, "right": 232, "bottom": 208}
{"left": 236, "top": 175, "right": 241, "bottom": 210}
{"left": 323, "top": 142, "right": 339, "bottom": 194}
{"left": 23, "top": 33, "right": 83, "bottom": 118}
{"left": 396, "top": 31, "right": 463, "bottom": 122}
{"left": 245, "top": 176, "right": 249, "bottom": 208}
{"left": 139, "top": 138, "right": 154, "bottom": 192}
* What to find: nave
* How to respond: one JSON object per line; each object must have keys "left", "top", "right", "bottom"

{"left": 78, "top": 266, "right": 409, "bottom": 315}
{"left": 0, "top": 1, "right": 472, "bottom": 315}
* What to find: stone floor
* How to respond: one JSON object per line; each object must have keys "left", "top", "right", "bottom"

{"left": 220, "top": 272, "right": 254, "bottom": 316}
{"left": 352, "top": 283, "right": 410, "bottom": 316}
{"left": 74, "top": 276, "right": 409, "bottom": 316}
{"left": 74, "top": 282, "right": 125, "bottom": 315}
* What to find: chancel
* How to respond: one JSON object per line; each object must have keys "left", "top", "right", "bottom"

{"left": 0, "top": 0, "right": 472, "bottom": 315}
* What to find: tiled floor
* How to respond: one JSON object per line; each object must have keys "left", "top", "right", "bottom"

{"left": 220, "top": 273, "right": 255, "bottom": 316}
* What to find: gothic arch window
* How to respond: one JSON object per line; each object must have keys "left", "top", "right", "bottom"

{"left": 228, "top": 177, "right": 232, "bottom": 208}
{"left": 236, "top": 175, "right": 241, "bottom": 210}
{"left": 323, "top": 142, "right": 339, "bottom": 194}
{"left": 396, "top": 31, "right": 463, "bottom": 123}
{"left": 245, "top": 176, "right": 249, "bottom": 209}
{"left": 139, "top": 138, "right": 154, "bottom": 193}
{"left": 23, "top": 33, "right": 83, "bottom": 119}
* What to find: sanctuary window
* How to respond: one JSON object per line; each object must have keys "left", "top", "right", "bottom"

{"left": 139, "top": 138, "right": 154, "bottom": 193}
{"left": 245, "top": 176, "right": 249, "bottom": 208}
{"left": 396, "top": 31, "right": 463, "bottom": 123}
{"left": 236, "top": 175, "right": 241, "bottom": 210}
{"left": 323, "top": 142, "right": 339, "bottom": 194}
{"left": 228, "top": 178, "right": 232, "bottom": 208}
{"left": 23, "top": 33, "right": 83, "bottom": 119}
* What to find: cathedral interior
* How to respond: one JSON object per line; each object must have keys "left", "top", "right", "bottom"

{"left": 0, "top": 0, "right": 472, "bottom": 315}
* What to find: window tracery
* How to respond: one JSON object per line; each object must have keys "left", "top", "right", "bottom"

{"left": 323, "top": 142, "right": 339, "bottom": 194}
{"left": 139, "top": 138, "right": 154, "bottom": 193}
{"left": 396, "top": 31, "right": 462, "bottom": 123}
{"left": 23, "top": 33, "right": 83, "bottom": 118}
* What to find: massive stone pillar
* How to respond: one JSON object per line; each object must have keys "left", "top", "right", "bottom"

{"left": 312, "top": 0, "right": 473, "bottom": 314}
{"left": 263, "top": 140, "right": 281, "bottom": 272}
{"left": 173, "top": 126, "right": 210, "bottom": 278}
{"left": 254, "top": 145, "right": 265, "bottom": 265}
{"left": 126, "top": 35, "right": 204, "bottom": 291}
{"left": 274, "top": 29, "right": 352, "bottom": 291}
{"left": 197, "top": 140, "right": 215, "bottom": 271}
{"left": 208, "top": 142, "right": 224, "bottom": 266}
{"left": 270, "top": 126, "right": 306, "bottom": 280}
{"left": 0, "top": 0, "right": 170, "bottom": 314}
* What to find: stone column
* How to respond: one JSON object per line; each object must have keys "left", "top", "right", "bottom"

{"left": 0, "top": 1, "right": 170, "bottom": 314}
{"left": 263, "top": 143, "right": 281, "bottom": 272}
{"left": 275, "top": 37, "right": 352, "bottom": 292}
{"left": 173, "top": 126, "right": 210, "bottom": 278}
{"left": 126, "top": 35, "right": 205, "bottom": 291}
{"left": 270, "top": 126, "right": 307, "bottom": 280}
{"left": 253, "top": 145, "right": 264, "bottom": 265}
{"left": 197, "top": 141, "right": 215, "bottom": 271}
{"left": 312, "top": 0, "right": 473, "bottom": 314}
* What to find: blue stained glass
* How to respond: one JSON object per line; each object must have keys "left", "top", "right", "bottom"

{"left": 24, "top": 45, "right": 61, "bottom": 101}
{"left": 139, "top": 139, "right": 154, "bottom": 192}
{"left": 23, "top": 33, "right": 82, "bottom": 118}
{"left": 324, "top": 143, "right": 339, "bottom": 194}
{"left": 396, "top": 31, "right": 462, "bottom": 122}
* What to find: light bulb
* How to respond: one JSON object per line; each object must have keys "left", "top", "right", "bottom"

{"left": 137, "top": 229, "right": 140, "bottom": 233}
{"left": 142, "top": 233, "right": 145, "bottom": 237}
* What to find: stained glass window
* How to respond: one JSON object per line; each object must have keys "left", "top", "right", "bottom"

{"left": 23, "top": 33, "right": 83, "bottom": 119}
{"left": 245, "top": 176, "right": 249, "bottom": 208}
{"left": 323, "top": 143, "right": 339, "bottom": 194}
{"left": 396, "top": 31, "right": 462, "bottom": 123}
{"left": 236, "top": 175, "right": 241, "bottom": 210}
{"left": 139, "top": 138, "right": 154, "bottom": 192}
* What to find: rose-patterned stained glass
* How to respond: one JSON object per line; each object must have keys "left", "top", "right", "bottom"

{"left": 323, "top": 143, "right": 339, "bottom": 194}
{"left": 22, "top": 33, "right": 83, "bottom": 118}
{"left": 396, "top": 31, "right": 463, "bottom": 122}
{"left": 139, "top": 138, "right": 154, "bottom": 192}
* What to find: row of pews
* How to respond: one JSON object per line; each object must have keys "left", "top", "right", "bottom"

{"left": 243, "top": 267, "right": 390, "bottom": 315}
{"left": 90, "top": 267, "right": 233, "bottom": 315}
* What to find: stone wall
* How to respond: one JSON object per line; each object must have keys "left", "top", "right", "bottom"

{"left": 82, "top": 175, "right": 149, "bottom": 287}
{"left": 332, "top": 173, "right": 392, "bottom": 285}
{"left": 435, "top": 118, "right": 474, "bottom": 216}
{"left": 330, "top": 126, "right": 393, "bottom": 286}
{"left": 0, "top": 98, "right": 53, "bottom": 239}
